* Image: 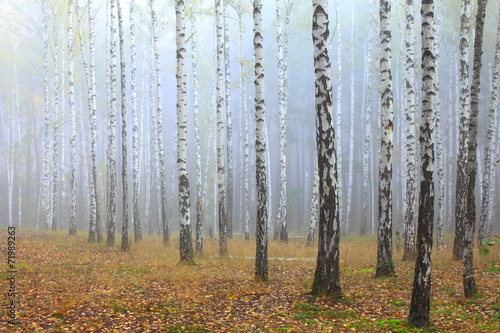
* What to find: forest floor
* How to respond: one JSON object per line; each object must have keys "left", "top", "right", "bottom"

{"left": 0, "top": 229, "right": 499, "bottom": 332}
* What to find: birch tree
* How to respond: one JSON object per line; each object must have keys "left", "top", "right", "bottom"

{"left": 176, "top": 0, "right": 194, "bottom": 263}
{"left": 51, "top": 1, "right": 59, "bottom": 231}
{"left": 68, "top": 0, "right": 77, "bottom": 236}
{"left": 376, "top": 0, "right": 395, "bottom": 277}
{"left": 306, "top": 163, "right": 319, "bottom": 246}
{"left": 478, "top": 2, "right": 500, "bottom": 246}
{"left": 311, "top": 0, "right": 341, "bottom": 297}
{"left": 253, "top": 0, "right": 269, "bottom": 282}
{"left": 130, "top": 0, "right": 142, "bottom": 242}
{"left": 40, "top": 0, "right": 51, "bottom": 230}
{"left": 402, "top": 0, "right": 417, "bottom": 261}
{"left": 191, "top": 1, "right": 203, "bottom": 254}
{"left": 216, "top": 0, "right": 228, "bottom": 256}
{"left": 345, "top": 6, "right": 355, "bottom": 235}
{"left": 117, "top": 0, "right": 130, "bottom": 252}
{"left": 107, "top": 0, "right": 118, "bottom": 246}
{"left": 150, "top": 0, "right": 169, "bottom": 244}
{"left": 408, "top": 0, "right": 436, "bottom": 326}
{"left": 452, "top": 0, "right": 471, "bottom": 261}
{"left": 462, "top": 0, "right": 488, "bottom": 298}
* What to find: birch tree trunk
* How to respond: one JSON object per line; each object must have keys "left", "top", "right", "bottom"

{"left": 150, "top": 0, "right": 169, "bottom": 245}
{"left": 306, "top": 163, "right": 319, "bottom": 246}
{"left": 191, "top": 2, "right": 203, "bottom": 255}
{"left": 68, "top": 0, "right": 77, "bottom": 236}
{"left": 408, "top": 0, "right": 436, "bottom": 326}
{"left": 117, "top": 0, "right": 130, "bottom": 252}
{"left": 376, "top": 0, "right": 395, "bottom": 277}
{"left": 107, "top": 0, "right": 118, "bottom": 246}
{"left": 345, "top": 6, "right": 355, "bottom": 235}
{"left": 130, "top": 0, "right": 142, "bottom": 242}
{"left": 51, "top": 1, "right": 59, "bottom": 231}
{"left": 478, "top": 2, "right": 500, "bottom": 246}
{"left": 223, "top": 2, "right": 234, "bottom": 239}
{"left": 40, "top": 0, "right": 51, "bottom": 231}
{"left": 253, "top": 0, "right": 269, "bottom": 282}
{"left": 462, "top": 0, "right": 487, "bottom": 298}
{"left": 176, "top": 0, "right": 194, "bottom": 263}
{"left": 276, "top": 0, "right": 288, "bottom": 243}
{"left": 311, "top": 0, "right": 341, "bottom": 297}
{"left": 216, "top": 0, "right": 228, "bottom": 256}
{"left": 452, "top": 0, "right": 471, "bottom": 261}
{"left": 402, "top": 0, "right": 417, "bottom": 261}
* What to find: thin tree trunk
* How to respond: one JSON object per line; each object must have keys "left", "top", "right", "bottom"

{"left": 408, "top": 0, "right": 436, "bottom": 326}
{"left": 463, "top": 0, "right": 488, "bottom": 298}
{"left": 478, "top": 2, "right": 500, "bottom": 246}
{"left": 253, "top": 0, "right": 269, "bottom": 282}
{"left": 306, "top": 163, "right": 319, "bottom": 246}
{"left": 176, "top": 0, "right": 194, "bottom": 263}
{"left": 345, "top": 6, "right": 355, "bottom": 235}
{"left": 68, "top": 0, "right": 77, "bottom": 236}
{"left": 216, "top": 0, "right": 227, "bottom": 256}
{"left": 311, "top": 0, "right": 341, "bottom": 297}
{"left": 376, "top": 0, "right": 395, "bottom": 277}
{"left": 130, "top": 0, "right": 142, "bottom": 242}
{"left": 51, "top": 1, "right": 59, "bottom": 232}
{"left": 402, "top": 0, "right": 417, "bottom": 261}
{"left": 452, "top": 0, "right": 472, "bottom": 261}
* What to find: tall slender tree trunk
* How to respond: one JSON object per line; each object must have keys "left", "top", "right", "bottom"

{"left": 478, "top": 2, "right": 500, "bottom": 246}
{"left": 311, "top": 0, "right": 341, "bottom": 297}
{"left": 306, "top": 163, "right": 319, "bottom": 246}
{"left": 130, "top": 0, "right": 142, "bottom": 243}
{"left": 40, "top": 0, "right": 51, "bottom": 231}
{"left": 345, "top": 6, "right": 355, "bottom": 235}
{"left": 51, "top": 1, "right": 59, "bottom": 231}
{"left": 191, "top": 2, "right": 203, "bottom": 255}
{"left": 68, "top": 0, "right": 77, "bottom": 236}
{"left": 253, "top": 0, "right": 269, "bottom": 282}
{"left": 376, "top": 0, "right": 396, "bottom": 277}
{"left": 176, "top": 0, "right": 194, "bottom": 263}
{"left": 452, "top": 0, "right": 472, "bottom": 261}
{"left": 107, "top": 0, "right": 118, "bottom": 247}
{"left": 402, "top": 0, "right": 417, "bottom": 261}
{"left": 462, "top": 0, "right": 488, "bottom": 298}
{"left": 117, "top": 0, "right": 130, "bottom": 252}
{"left": 223, "top": 2, "right": 234, "bottom": 239}
{"left": 408, "top": 0, "right": 436, "bottom": 326}
{"left": 216, "top": 0, "right": 228, "bottom": 256}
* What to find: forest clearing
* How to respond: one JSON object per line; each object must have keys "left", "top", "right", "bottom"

{"left": 1, "top": 230, "right": 498, "bottom": 332}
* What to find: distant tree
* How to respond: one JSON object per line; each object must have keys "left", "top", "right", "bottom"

{"left": 376, "top": 0, "right": 395, "bottom": 277}
{"left": 345, "top": 6, "right": 355, "bottom": 235}
{"left": 462, "top": 0, "right": 488, "bottom": 298}
{"left": 452, "top": 0, "right": 471, "bottom": 261}
{"left": 253, "top": 0, "right": 269, "bottom": 282}
{"left": 408, "top": 0, "right": 437, "bottom": 327}
{"left": 67, "top": 0, "right": 77, "bottom": 236}
{"left": 216, "top": 0, "right": 228, "bottom": 257}
{"left": 478, "top": 2, "right": 500, "bottom": 247}
{"left": 130, "top": 0, "right": 142, "bottom": 243}
{"left": 117, "top": 0, "right": 130, "bottom": 252}
{"left": 402, "top": 0, "right": 417, "bottom": 261}
{"left": 176, "top": 0, "right": 194, "bottom": 263}
{"left": 51, "top": 1, "right": 59, "bottom": 232}
{"left": 311, "top": 0, "right": 341, "bottom": 297}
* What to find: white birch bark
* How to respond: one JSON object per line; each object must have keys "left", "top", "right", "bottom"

{"left": 130, "top": 0, "right": 142, "bottom": 243}
{"left": 117, "top": 0, "right": 129, "bottom": 252}
{"left": 478, "top": 2, "right": 500, "bottom": 246}
{"left": 191, "top": 1, "right": 203, "bottom": 254}
{"left": 376, "top": 0, "right": 395, "bottom": 277}
{"left": 51, "top": 1, "right": 59, "bottom": 231}
{"left": 176, "top": 0, "right": 194, "bottom": 262}
{"left": 452, "top": 0, "right": 471, "bottom": 260}
{"left": 311, "top": 0, "right": 341, "bottom": 296}
{"left": 106, "top": 0, "right": 118, "bottom": 246}
{"left": 68, "top": 0, "right": 77, "bottom": 236}
{"left": 402, "top": 0, "right": 417, "bottom": 261}
{"left": 306, "top": 163, "right": 319, "bottom": 246}
{"left": 40, "top": 0, "right": 51, "bottom": 230}
{"left": 254, "top": 0, "right": 268, "bottom": 282}
{"left": 223, "top": 2, "right": 234, "bottom": 239}
{"left": 345, "top": 6, "right": 355, "bottom": 235}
